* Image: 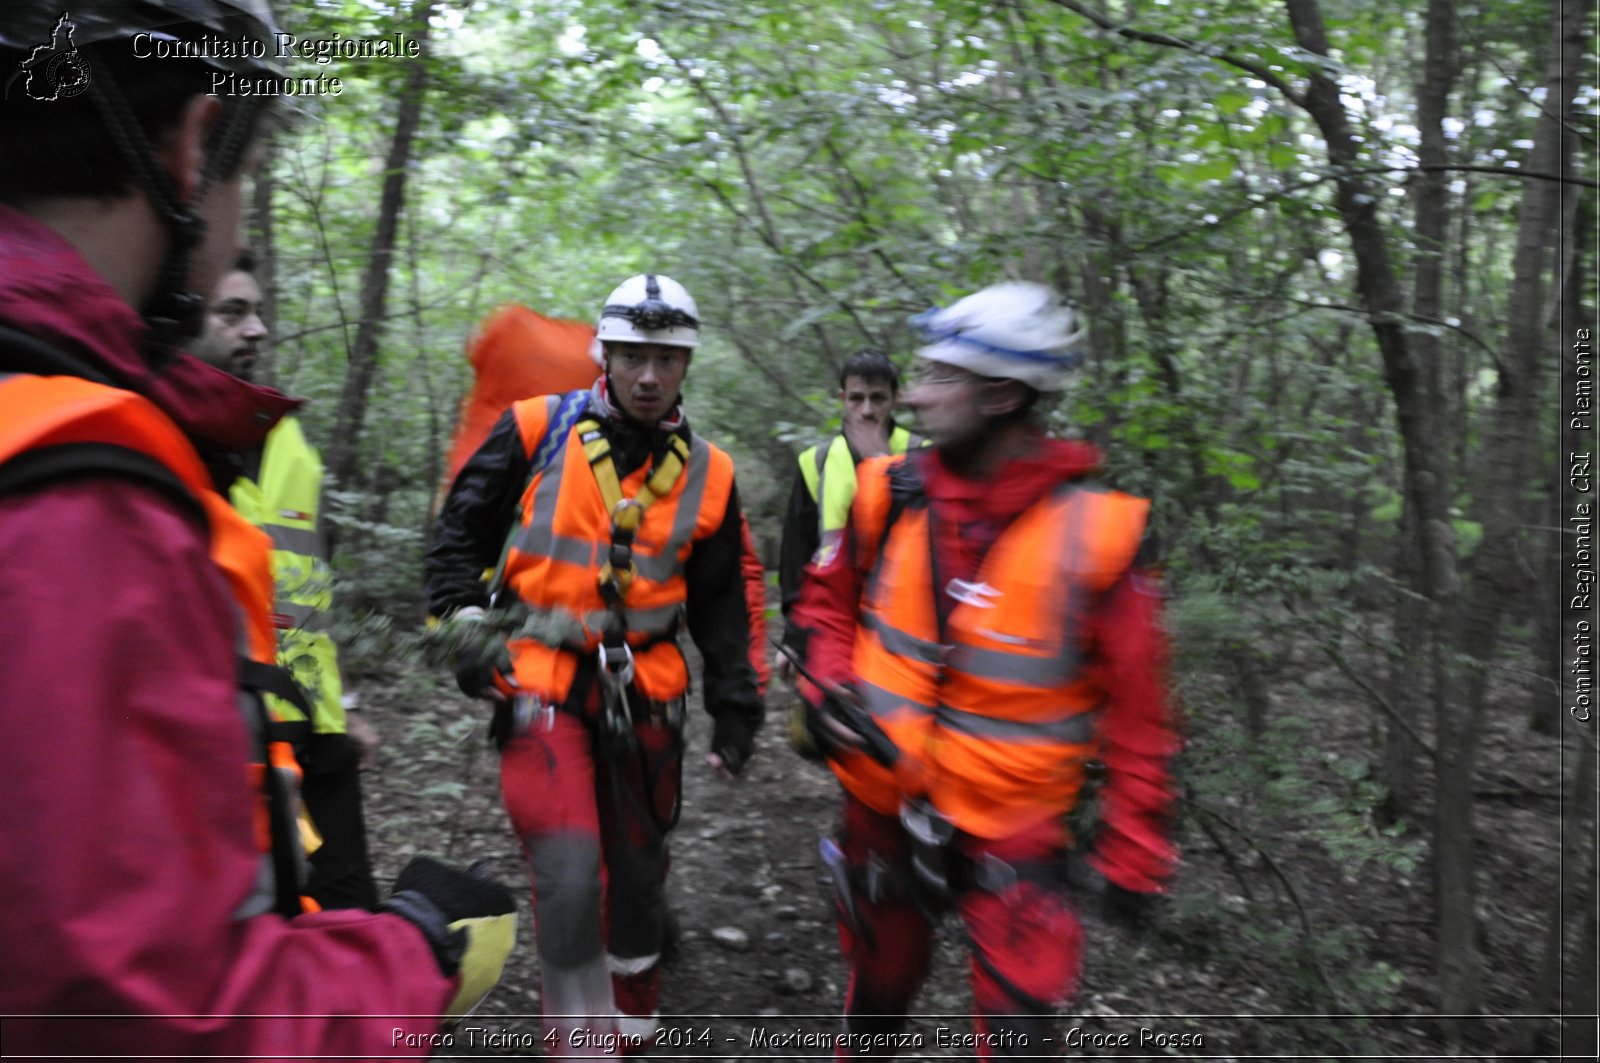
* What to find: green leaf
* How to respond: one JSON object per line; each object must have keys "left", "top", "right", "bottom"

{"left": 1189, "top": 157, "right": 1235, "bottom": 183}
{"left": 1214, "top": 90, "right": 1252, "bottom": 116}
{"left": 1266, "top": 143, "right": 1299, "bottom": 169}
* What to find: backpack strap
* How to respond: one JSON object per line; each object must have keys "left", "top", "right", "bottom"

{"left": 239, "top": 667, "right": 313, "bottom": 919}
{"left": 487, "top": 388, "right": 591, "bottom": 602}
{"left": 0, "top": 322, "right": 116, "bottom": 384}
{"left": 882, "top": 450, "right": 926, "bottom": 553}
{"left": 0, "top": 441, "right": 208, "bottom": 530}
{"left": 236, "top": 656, "right": 315, "bottom": 747}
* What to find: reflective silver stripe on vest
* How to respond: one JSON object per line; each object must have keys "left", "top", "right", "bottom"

{"left": 513, "top": 430, "right": 711, "bottom": 588}
{"left": 863, "top": 482, "right": 1118, "bottom": 736}
{"left": 812, "top": 441, "right": 831, "bottom": 537}
{"left": 857, "top": 678, "right": 937, "bottom": 722}
{"left": 274, "top": 600, "right": 317, "bottom": 628}
{"left": 944, "top": 641, "right": 1076, "bottom": 686}
{"left": 863, "top": 610, "right": 944, "bottom": 666}
{"left": 510, "top": 601, "right": 684, "bottom": 647}
{"left": 516, "top": 523, "right": 602, "bottom": 567}
{"left": 936, "top": 703, "right": 1099, "bottom": 744}
{"left": 513, "top": 417, "right": 575, "bottom": 557}
{"left": 623, "top": 601, "right": 684, "bottom": 636}
{"left": 264, "top": 522, "right": 322, "bottom": 558}
{"left": 813, "top": 442, "right": 828, "bottom": 504}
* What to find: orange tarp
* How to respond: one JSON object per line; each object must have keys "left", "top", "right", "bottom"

{"left": 443, "top": 304, "right": 599, "bottom": 490}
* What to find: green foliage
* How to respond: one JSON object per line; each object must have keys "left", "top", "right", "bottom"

{"left": 1174, "top": 708, "right": 1421, "bottom": 1022}
{"left": 243, "top": 0, "right": 1578, "bottom": 1030}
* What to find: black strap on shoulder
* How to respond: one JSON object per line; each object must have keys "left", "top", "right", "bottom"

{"left": 884, "top": 450, "right": 926, "bottom": 544}
{"left": 888, "top": 451, "right": 955, "bottom": 643}
{"left": 240, "top": 664, "right": 310, "bottom": 919}
{"left": 860, "top": 451, "right": 925, "bottom": 595}
{"left": 237, "top": 656, "right": 316, "bottom": 732}
{"left": 0, "top": 323, "right": 116, "bottom": 384}
{"left": 0, "top": 441, "right": 209, "bottom": 530}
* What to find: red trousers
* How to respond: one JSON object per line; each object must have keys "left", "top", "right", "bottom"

{"left": 833, "top": 794, "right": 1084, "bottom": 1059}
{"left": 500, "top": 699, "right": 682, "bottom": 1056}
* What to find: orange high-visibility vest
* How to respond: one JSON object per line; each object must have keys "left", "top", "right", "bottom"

{"left": 0, "top": 372, "right": 307, "bottom": 916}
{"left": 500, "top": 393, "right": 737, "bottom": 705}
{"left": 836, "top": 454, "right": 1149, "bottom": 839}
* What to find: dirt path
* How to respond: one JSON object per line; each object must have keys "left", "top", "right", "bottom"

{"left": 355, "top": 651, "right": 1574, "bottom": 1060}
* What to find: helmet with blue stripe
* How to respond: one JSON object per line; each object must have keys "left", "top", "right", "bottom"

{"left": 912, "top": 282, "right": 1084, "bottom": 392}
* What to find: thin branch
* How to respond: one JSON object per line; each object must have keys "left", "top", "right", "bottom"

{"left": 1453, "top": 7, "right": 1598, "bottom": 148}
{"left": 1123, "top": 159, "right": 1596, "bottom": 258}
{"left": 1319, "top": 641, "right": 1439, "bottom": 759}
{"left": 1282, "top": 298, "right": 1503, "bottom": 367}
{"left": 1279, "top": 595, "right": 1440, "bottom": 759}
{"left": 1044, "top": 0, "right": 1306, "bottom": 105}
{"left": 1411, "top": 162, "right": 1597, "bottom": 188}
{"left": 1188, "top": 797, "right": 1346, "bottom": 1009}
{"left": 1192, "top": 808, "right": 1258, "bottom": 903}
{"left": 286, "top": 132, "right": 356, "bottom": 368}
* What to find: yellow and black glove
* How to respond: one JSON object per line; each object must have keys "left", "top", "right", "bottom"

{"left": 381, "top": 856, "right": 517, "bottom": 1020}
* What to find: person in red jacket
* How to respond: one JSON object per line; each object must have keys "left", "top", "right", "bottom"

{"left": 790, "top": 282, "right": 1180, "bottom": 1059}
{"left": 0, "top": 3, "right": 512, "bottom": 1056}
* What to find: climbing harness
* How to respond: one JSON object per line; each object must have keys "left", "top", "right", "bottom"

{"left": 575, "top": 415, "right": 691, "bottom": 748}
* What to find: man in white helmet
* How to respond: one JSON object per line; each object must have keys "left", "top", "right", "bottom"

{"left": 427, "top": 273, "right": 765, "bottom": 1052}
{"left": 788, "top": 283, "right": 1180, "bottom": 1057}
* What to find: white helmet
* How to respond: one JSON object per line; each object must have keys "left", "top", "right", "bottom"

{"left": 595, "top": 274, "right": 700, "bottom": 349}
{"left": 912, "top": 282, "right": 1084, "bottom": 392}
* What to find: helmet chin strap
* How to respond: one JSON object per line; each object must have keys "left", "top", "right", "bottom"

{"left": 85, "top": 67, "right": 264, "bottom": 358}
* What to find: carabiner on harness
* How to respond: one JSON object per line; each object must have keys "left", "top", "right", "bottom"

{"left": 900, "top": 797, "right": 957, "bottom": 915}
{"left": 610, "top": 497, "right": 646, "bottom": 533}
{"left": 597, "top": 641, "right": 636, "bottom": 688}
{"left": 597, "top": 641, "right": 637, "bottom": 746}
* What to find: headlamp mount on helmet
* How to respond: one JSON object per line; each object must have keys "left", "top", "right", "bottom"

{"left": 594, "top": 273, "right": 701, "bottom": 351}
{"left": 600, "top": 275, "right": 699, "bottom": 334}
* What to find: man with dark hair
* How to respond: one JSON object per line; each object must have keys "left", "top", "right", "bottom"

{"left": 777, "top": 347, "right": 918, "bottom": 682}
{"left": 194, "top": 253, "right": 383, "bottom": 911}
{"left": 0, "top": 4, "right": 514, "bottom": 1054}
{"left": 427, "top": 272, "right": 764, "bottom": 1053}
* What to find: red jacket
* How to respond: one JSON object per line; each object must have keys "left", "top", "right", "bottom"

{"left": 0, "top": 205, "right": 452, "bottom": 1057}
{"left": 792, "top": 437, "right": 1179, "bottom": 892}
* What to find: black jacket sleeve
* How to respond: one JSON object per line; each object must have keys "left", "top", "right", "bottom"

{"left": 684, "top": 479, "right": 765, "bottom": 733}
{"left": 777, "top": 456, "right": 819, "bottom": 630}
{"left": 424, "top": 409, "right": 532, "bottom": 617}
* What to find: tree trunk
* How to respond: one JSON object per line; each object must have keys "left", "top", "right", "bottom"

{"left": 1524, "top": 728, "right": 1597, "bottom": 1054}
{"left": 1382, "top": 494, "right": 1426, "bottom": 823}
{"left": 1531, "top": 472, "right": 1564, "bottom": 734}
{"left": 1534, "top": 144, "right": 1591, "bottom": 734}
{"left": 1282, "top": 0, "right": 1475, "bottom": 1014}
{"left": 325, "top": 0, "right": 436, "bottom": 498}
{"left": 1378, "top": 0, "right": 1457, "bottom": 827}
{"left": 1450, "top": 0, "right": 1585, "bottom": 1020}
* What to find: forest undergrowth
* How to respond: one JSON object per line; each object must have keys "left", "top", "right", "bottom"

{"left": 350, "top": 617, "right": 1573, "bottom": 1060}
